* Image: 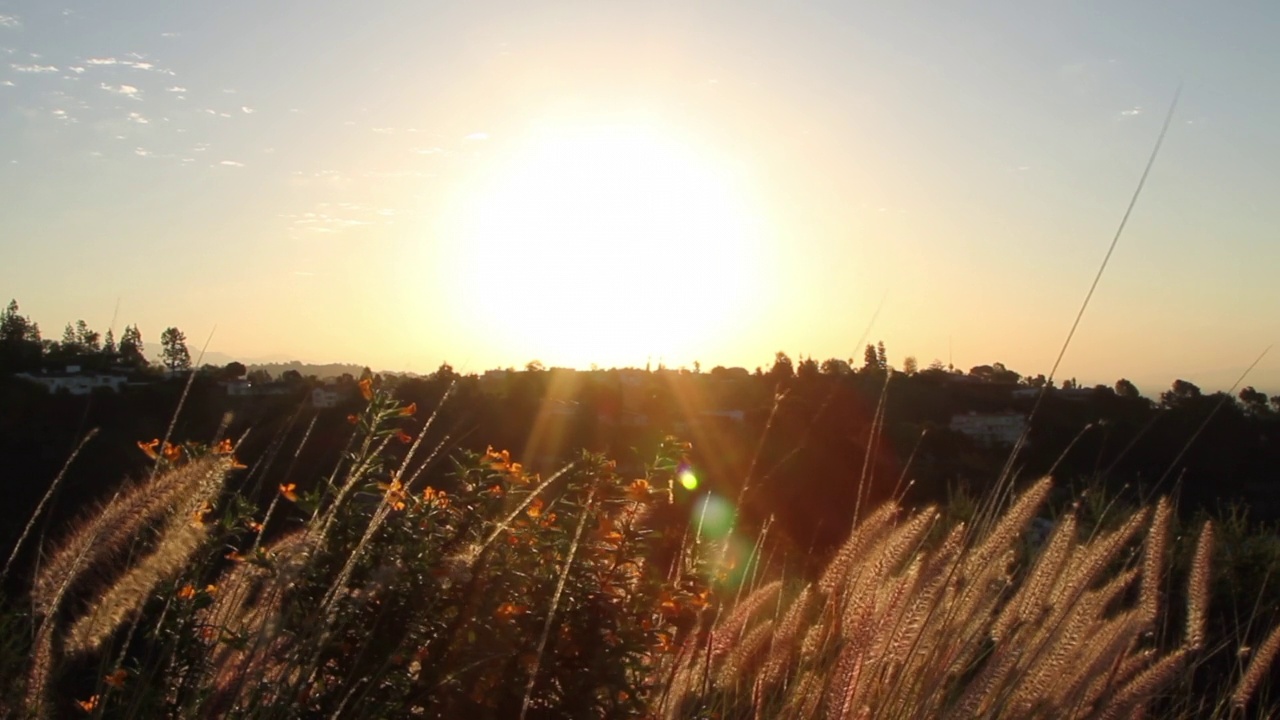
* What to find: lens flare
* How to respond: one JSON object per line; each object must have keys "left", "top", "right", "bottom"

{"left": 678, "top": 469, "right": 699, "bottom": 491}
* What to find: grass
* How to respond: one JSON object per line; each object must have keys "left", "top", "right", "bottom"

{"left": 2, "top": 374, "right": 1279, "bottom": 719}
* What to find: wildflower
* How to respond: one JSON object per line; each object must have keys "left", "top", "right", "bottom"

{"left": 495, "top": 602, "right": 526, "bottom": 619}
{"left": 359, "top": 378, "right": 373, "bottom": 400}
{"left": 205, "top": 584, "right": 217, "bottom": 595}
{"left": 226, "top": 551, "right": 245, "bottom": 563}
{"left": 177, "top": 584, "right": 197, "bottom": 600}
{"left": 76, "top": 695, "right": 99, "bottom": 712}
{"left": 247, "top": 520, "right": 263, "bottom": 533}
{"left": 162, "top": 441, "right": 182, "bottom": 462}
{"left": 527, "top": 497, "right": 544, "bottom": 519}
{"left": 486, "top": 484, "right": 504, "bottom": 498}
{"left": 396, "top": 429, "right": 413, "bottom": 444}
{"left": 213, "top": 439, "right": 234, "bottom": 454}
{"left": 191, "top": 501, "right": 212, "bottom": 526}
{"left": 103, "top": 668, "right": 128, "bottom": 689}
{"left": 279, "top": 483, "right": 298, "bottom": 502}
{"left": 400, "top": 402, "right": 417, "bottom": 417}
{"left": 540, "top": 511, "right": 557, "bottom": 527}
{"left": 655, "top": 631, "right": 675, "bottom": 653}
{"left": 137, "top": 438, "right": 160, "bottom": 459}
{"left": 422, "top": 486, "right": 449, "bottom": 508}
{"left": 379, "top": 477, "right": 407, "bottom": 510}
{"left": 346, "top": 413, "right": 360, "bottom": 424}
{"left": 627, "top": 478, "right": 651, "bottom": 503}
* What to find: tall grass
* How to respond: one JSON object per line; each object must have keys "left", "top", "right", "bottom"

{"left": 2, "top": 378, "right": 1279, "bottom": 718}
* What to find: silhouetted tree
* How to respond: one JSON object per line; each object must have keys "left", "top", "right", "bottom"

{"left": 224, "top": 361, "right": 247, "bottom": 380}
{"left": 247, "top": 369, "right": 271, "bottom": 384}
{"left": 74, "top": 319, "right": 100, "bottom": 352}
{"left": 526, "top": 360, "right": 545, "bottom": 373}
{"left": 102, "top": 328, "right": 116, "bottom": 355}
{"left": 902, "top": 356, "right": 918, "bottom": 375}
{"left": 1239, "top": 386, "right": 1269, "bottom": 415}
{"left": 160, "top": 327, "right": 191, "bottom": 372}
{"left": 768, "top": 352, "right": 794, "bottom": 385}
{"left": 60, "top": 323, "right": 78, "bottom": 353}
{"left": 119, "top": 324, "right": 146, "bottom": 366}
{"left": 1115, "top": 378, "right": 1140, "bottom": 399}
{"left": 820, "top": 358, "right": 851, "bottom": 376}
{"left": 876, "top": 341, "right": 888, "bottom": 371}
{"left": 862, "top": 344, "right": 880, "bottom": 373}
{"left": 1160, "top": 379, "right": 1202, "bottom": 408}
{"left": 796, "top": 356, "right": 820, "bottom": 381}
{"left": 0, "top": 299, "right": 42, "bottom": 371}
{"left": 281, "top": 369, "right": 303, "bottom": 384}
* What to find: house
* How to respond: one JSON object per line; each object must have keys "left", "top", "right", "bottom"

{"left": 15, "top": 367, "right": 129, "bottom": 395}
{"left": 949, "top": 411, "right": 1028, "bottom": 447}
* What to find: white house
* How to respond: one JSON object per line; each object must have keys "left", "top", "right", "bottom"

{"left": 312, "top": 386, "right": 351, "bottom": 408}
{"left": 16, "top": 370, "right": 129, "bottom": 395}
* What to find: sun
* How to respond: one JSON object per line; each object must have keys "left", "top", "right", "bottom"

{"left": 438, "top": 121, "right": 764, "bottom": 368}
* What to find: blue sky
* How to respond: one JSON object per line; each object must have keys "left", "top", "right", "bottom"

{"left": 2, "top": 1, "right": 1278, "bottom": 393}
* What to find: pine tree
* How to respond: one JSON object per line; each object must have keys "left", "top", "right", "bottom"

{"left": 160, "top": 327, "right": 191, "bottom": 372}
{"left": 119, "top": 325, "right": 147, "bottom": 367}
{"left": 103, "top": 328, "right": 116, "bottom": 355}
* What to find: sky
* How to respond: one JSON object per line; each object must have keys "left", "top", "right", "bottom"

{"left": 2, "top": 1, "right": 1278, "bottom": 394}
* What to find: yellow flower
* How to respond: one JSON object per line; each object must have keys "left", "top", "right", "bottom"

{"left": 279, "top": 483, "right": 298, "bottom": 502}
{"left": 422, "top": 486, "right": 449, "bottom": 508}
{"left": 358, "top": 378, "right": 373, "bottom": 400}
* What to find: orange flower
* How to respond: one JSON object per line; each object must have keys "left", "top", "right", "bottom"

{"left": 205, "top": 584, "right": 218, "bottom": 595}
{"left": 346, "top": 413, "right": 360, "bottom": 424}
{"left": 279, "top": 483, "right": 298, "bottom": 502}
{"left": 399, "top": 402, "right": 417, "bottom": 417}
{"left": 422, "top": 486, "right": 449, "bottom": 508}
{"left": 654, "top": 631, "right": 675, "bottom": 653}
{"left": 495, "top": 602, "right": 526, "bottom": 619}
{"left": 395, "top": 429, "right": 413, "bottom": 444}
{"left": 485, "top": 484, "right": 504, "bottom": 498}
{"left": 76, "top": 695, "right": 99, "bottom": 712}
{"left": 103, "top": 668, "right": 128, "bottom": 688}
{"left": 137, "top": 438, "right": 160, "bottom": 459}
{"left": 526, "top": 497, "right": 544, "bottom": 519}
{"left": 247, "top": 520, "right": 263, "bottom": 533}
{"left": 540, "top": 512, "right": 557, "bottom": 527}
{"left": 213, "top": 439, "right": 234, "bottom": 455}
{"left": 358, "top": 378, "right": 373, "bottom": 400}
{"left": 191, "top": 501, "right": 212, "bottom": 527}
{"left": 162, "top": 441, "right": 182, "bottom": 462}
{"left": 177, "top": 583, "right": 196, "bottom": 600}
{"left": 226, "top": 551, "right": 245, "bottom": 563}
{"left": 379, "top": 477, "right": 407, "bottom": 510}
{"left": 627, "top": 478, "right": 651, "bottom": 503}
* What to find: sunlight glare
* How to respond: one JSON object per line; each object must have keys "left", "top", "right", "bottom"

{"left": 440, "top": 122, "right": 762, "bottom": 368}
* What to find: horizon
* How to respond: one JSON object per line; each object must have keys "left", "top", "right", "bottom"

{"left": 3, "top": 1, "right": 1278, "bottom": 395}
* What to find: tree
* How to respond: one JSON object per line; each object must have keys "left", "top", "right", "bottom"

{"left": 902, "top": 356, "right": 918, "bottom": 375}
{"left": 61, "top": 323, "right": 78, "bottom": 353}
{"left": 247, "top": 369, "right": 271, "bottom": 384}
{"left": 820, "top": 358, "right": 851, "bottom": 376}
{"left": 103, "top": 328, "right": 116, "bottom": 355}
{"left": 862, "top": 344, "right": 880, "bottom": 373}
{"left": 1115, "top": 378, "right": 1141, "bottom": 399}
{"left": 768, "top": 351, "right": 794, "bottom": 384}
{"left": 224, "top": 361, "right": 247, "bottom": 380}
{"left": 1160, "top": 379, "right": 1202, "bottom": 408}
{"left": 1239, "top": 386, "right": 1269, "bottom": 415}
{"left": 281, "top": 369, "right": 304, "bottom": 384}
{"left": 160, "top": 327, "right": 191, "bottom": 372}
{"left": 876, "top": 341, "right": 888, "bottom": 371}
{"left": 119, "top": 324, "right": 146, "bottom": 366}
{"left": 74, "top": 319, "right": 100, "bottom": 352}
{"left": 0, "top": 299, "right": 42, "bottom": 371}
{"left": 796, "top": 356, "right": 820, "bottom": 381}
{"left": 526, "top": 360, "right": 545, "bottom": 373}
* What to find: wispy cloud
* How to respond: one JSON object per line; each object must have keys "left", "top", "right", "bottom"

{"left": 0, "top": 15, "right": 20, "bottom": 29}
{"left": 1119, "top": 106, "right": 1143, "bottom": 118}
{"left": 68, "top": 66, "right": 85, "bottom": 74}
{"left": 240, "top": 106, "right": 254, "bottom": 114}
{"left": 135, "top": 148, "right": 151, "bottom": 157}
{"left": 11, "top": 63, "right": 58, "bottom": 73}
{"left": 86, "top": 57, "right": 119, "bottom": 66}
{"left": 219, "top": 160, "right": 244, "bottom": 167}
{"left": 128, "top": 111, "right": 149, "bottom": 124}
{"left": 465, "top": 132, "right": 489, "bottom": 141}
{"left": 100, "top": 83, "right": 140, "bottom": 97}
{"left": 166, "top": 86, "right": 186, "bottom": 93}
{"left": 414, "top": 147, "right": 444, "bottom": 155}
{"left": 160, "top": 31, "right": 179, "bottom": 38}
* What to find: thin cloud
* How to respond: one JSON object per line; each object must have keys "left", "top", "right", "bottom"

{"left": 128, "top": 111, "right": 149, "bottom": 124}
{"left": 240, "top": 106, "right": 254, "bottom": 114}
{"left": 0, "top": 80, "right": 14, "bottom": 87}
{"left": 1119, "top": 106, "right": 1143, "bottom": 117}
{"left": 465, "top": 132, "right": 490, "bottom": 141}
{"left": 160, "top": 32, "right": 179, "bottom": 38}
{"left": 11, "top": 63, "right": 58, "bottom": 73}
{"left": 100, "top": 83, "right": 140, "bottom": 97}
{"left": 219, "top": 160, "right": 244, "bottom": 167}
{"left": 135, "top": 148, "right": 151, "bottom": 157}
{"left": 414, "top": 147, "right": 444, "bottom": 155}
{"left": 166, "top": 86, "right": 187, "bottom": 92}
{"left": 0, "top": 15, "right": 19, "bottom": 28}
{"left": 68, "top": 66, "right": 85, "bottom": 74}
{"left": 86, "top": 57, "right": 119, "bottom": 66}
